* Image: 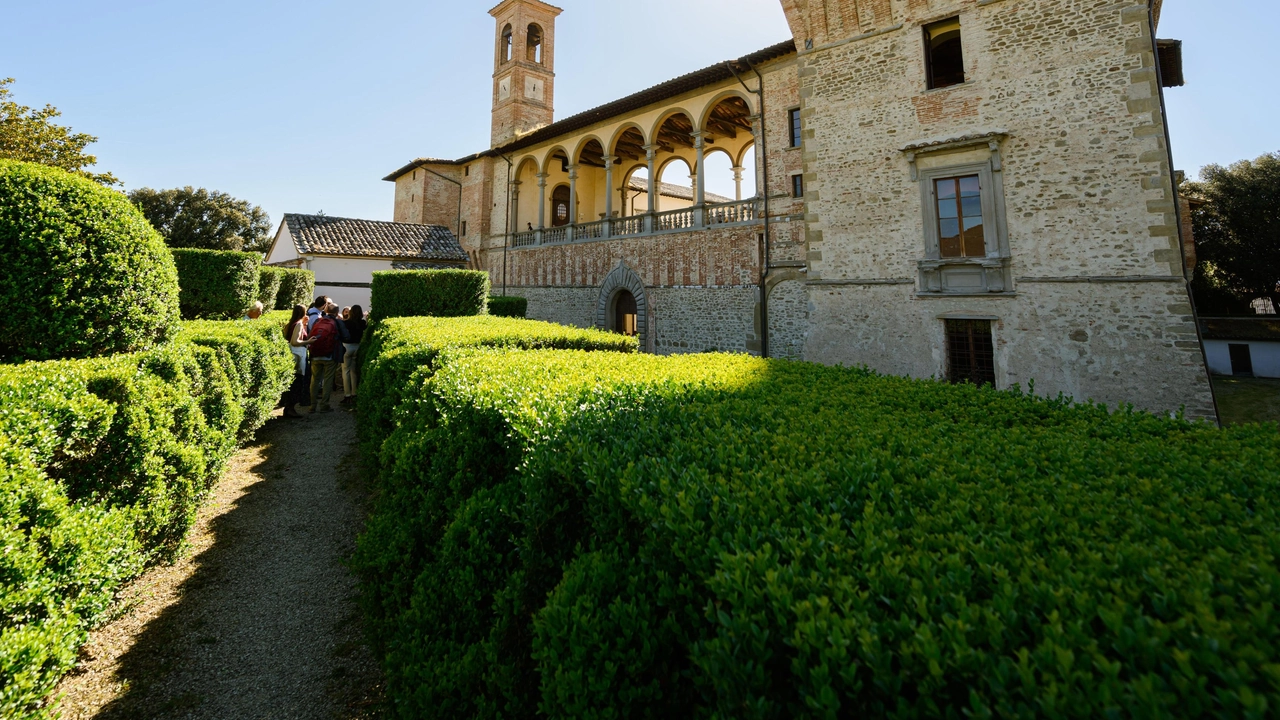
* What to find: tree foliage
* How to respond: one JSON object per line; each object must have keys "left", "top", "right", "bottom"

{"left": 1185, "top": 152, "right": 1280, "bottom": 314}
{"left": 129, "top": 186, "right": 273, "bottom": 254}
{"left": 0, "top": 78, "right": 117, "bottom": 186}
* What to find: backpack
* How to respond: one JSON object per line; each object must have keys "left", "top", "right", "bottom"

{"left": 310, "top": 317, "right": 339, "bottom": 358}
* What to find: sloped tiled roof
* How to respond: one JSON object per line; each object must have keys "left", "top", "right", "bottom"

{"left": 1200, "top": 317, "right": 1280, "bottom": 342}
{"left": 283, "top": 214, "right": 469, "bottom": 262}
{"left": 626, "top": 177, "right": 733, "bottom": 204}
{"left": 391, "top": 261, "right": 470, "bottom": 271}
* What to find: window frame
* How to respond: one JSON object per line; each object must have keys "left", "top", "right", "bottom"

{"left": 912, "top": 150, "right": 1012, "bottom": 295}
{"left": 944, "top": 318, "right": 997, "bottom": 387}
{"left": 924, "top": 17, "right": 965, "bottom": 91}
{"left": 791, "top": 173, "right": 805, "bottom": 199}
{"left": 788, "top": 108, "right": 802, "bottom": 148}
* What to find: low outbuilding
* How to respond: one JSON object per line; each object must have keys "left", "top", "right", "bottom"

{"left": 264, "top": 214, "right": 470, "bottom": 309}
{"left": 1200, "top": 317, "right": 1280, "bottom": 378}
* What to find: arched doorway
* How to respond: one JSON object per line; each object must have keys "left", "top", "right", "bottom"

{"left": 613, "top": 290, "right": 638, "bottom": 337}
{"left": 551, "top": 185, "right": 571, "bottom": 226}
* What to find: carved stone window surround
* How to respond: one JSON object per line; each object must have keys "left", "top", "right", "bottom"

{"left": 903, "top": 132, "right": 1013, "bottom": 296}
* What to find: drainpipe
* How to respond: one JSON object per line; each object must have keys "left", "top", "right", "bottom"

{"left": 420, "top": 167, "right": 463, "bottom": 241}
{"left": 500, "top": 153, "right": 514, "bottom": 297}
{"left": 727, "top": 58, "right": 770, "bottom": 359}
{"left": 1148, "top": 0, "right": 1221, "bottom": 425}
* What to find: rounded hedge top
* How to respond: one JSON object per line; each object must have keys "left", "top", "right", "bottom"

{"left": 0, "top": 160, "right": 180, "bottom": 362}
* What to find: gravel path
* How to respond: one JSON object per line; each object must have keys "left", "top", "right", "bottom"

{"left": 51, "top": 394, "right": 385, "bottom": 720}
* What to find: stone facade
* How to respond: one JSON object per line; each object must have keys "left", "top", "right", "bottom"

{"left": 386, "top": 0, "right": 1216, "bottom": 420}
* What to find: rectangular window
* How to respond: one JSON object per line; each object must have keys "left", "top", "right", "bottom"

{"left": 946, "top": 319, "right": 995, "bottom": 387}
{"left": 934, "top": 175, "right": 985, "bottom": 258}
{"left": 789, "top": 108, "right": 802, "bottom": 148}
{"left": 461, "top": 220, "right": 468, "bottom": 236}
{"left": 792, "top": 174, "right": 804, "bottom": 198}
{"left": 925, "top": 17, "right": 965, "bottom": 89}
{"left": 465, "top": 165, "right": 470, "bottom": 176}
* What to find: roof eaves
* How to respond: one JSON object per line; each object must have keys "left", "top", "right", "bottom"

{"left": 383, "top": 39, "right": 797, "bottom": 181}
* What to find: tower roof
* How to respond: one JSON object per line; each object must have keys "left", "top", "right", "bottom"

{"left": 489, "top": 0, "right": 563, "bottom": 18}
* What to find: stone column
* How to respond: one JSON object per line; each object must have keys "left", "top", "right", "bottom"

{"left": 733, "top": 166, "right": 745, "bottom": 201}
{"left": 643, "top": 144, "right": 659, "bottom": 233}
{"left": 510, "top": 180, "right": 522, "bottom": 236}
{"left": 692, "top": 131, "right": 707, "bottom": 226}
{"left": 567, "top": 164, "right": 578, "bottom": 242}
{"left": 536, "top": 172, "right": 548, "bottom": 244}
{"left": 603, "top": 156, "right": 617, "bottom": 238}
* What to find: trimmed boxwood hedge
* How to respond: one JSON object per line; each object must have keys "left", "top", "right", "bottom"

{"left": 355, "top": 318, "right": 1280, "bottom": 719}
{"left": 274, "top": 268, "right": 315, "bottom": 311}
{"left": 0, "top": 318, "right": 292, "bottom": 718}
{"left": 487, "top": 295, "right": 528, "bottom": 318}
{"left": 370, "top": 269, "right": 489, "bottom": 320}
{"left": 171, "top": 248, "right": 260, "bottom": 320}
{"left": 0, "top": 159, "right": 180, "bottom": 363}
{"left": 257, "top": 266, "right": 285, "bottom": 309}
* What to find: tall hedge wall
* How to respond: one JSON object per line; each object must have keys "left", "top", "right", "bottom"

{"left": 486, "top": 295, "right": 527, "bottom": 318}
{"left": 370, "top": 269, "right": 489, "bottom": 320}
{"left": 355, "top": 318, "right": 1280, "bottom": 719}
{"left": 0, "top": 318, "right": 292, "bottom": 718}
{"left": 0, "top": 159, "right": 180, "bottom": 363}
{"left": 170, "top": 248, "right": 260, "bottom": 320}
{"left": 257, "top": 266, "right": 285, "bottom": 309}
{"left": 274, "top": 268, "right": 315, "bottom": 311}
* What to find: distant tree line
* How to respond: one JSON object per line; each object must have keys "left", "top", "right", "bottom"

{"left": 1185, "top": 152, "right": 1280, "bottom": 316}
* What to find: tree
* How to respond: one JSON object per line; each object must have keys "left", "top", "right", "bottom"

{"left": 129, "top": 186, "right": 273, "bottom": 254}
{"left": 1184, "top": 152, "right": 1280, "bottom": 315}
{"left": 0, "top": 78, "right": 118, "bottom": 185}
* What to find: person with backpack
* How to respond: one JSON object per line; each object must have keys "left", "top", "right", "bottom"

{"left": 308, "top": 302, "right": 342, "bottom": 413}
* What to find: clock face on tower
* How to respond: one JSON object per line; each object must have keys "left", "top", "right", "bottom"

{"left": 498, "top": 76, "right": 511, "bottom": 101}
{"left": 524, "top": 77, "right": 544, "bottom": 101}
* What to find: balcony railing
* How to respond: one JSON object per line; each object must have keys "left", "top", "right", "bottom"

{"left": 655, "top": 207, "right": 697, "bottom": 232}
{"left": 706, "top": 198, "right": 758, "bottom": 226}
{"left": 510, "top": 198, "right": 760, "bottom": 248}
{"left": 577, "top": 219, "right": 607, "bottom": 240}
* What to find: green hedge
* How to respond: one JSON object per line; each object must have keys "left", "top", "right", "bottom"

{"left": 370, "top": 269, "right": 489, "bottom": 320}
{"left": 355, "top": 320, "right": 1280, "bottom": 719}
{"left": 487, "top": 295, "right": 528, "bottom": 318}
{"left": 274, "top": 268, "right": 315, "bottom": 311}
{"left": 0, "top": 159, "right": 180, "bottom": 363}
{"left": 357, "top": 316, "right": 637, "bottom": 466}
{"left": 0, "top": 318, "right": 292, "bottom": 718}
{"left": 171, "top": 248, "right": 260, "bottom": 320}
{"left": 257, "top": 266, "right": 285, "bottom": 309}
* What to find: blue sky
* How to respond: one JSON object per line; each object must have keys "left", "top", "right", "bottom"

{"left": 1, "top": 1, "right": 1272, "bottom": 227}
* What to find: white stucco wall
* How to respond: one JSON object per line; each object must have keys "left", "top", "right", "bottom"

{"left": 264, "top": 225, "right": 300, "bottom": 265}
{"left": 307, "top": 257, "right": 397, "bottom": 311}
{"left": 1204, "top": 340, "right": 1280, "bottom": 379}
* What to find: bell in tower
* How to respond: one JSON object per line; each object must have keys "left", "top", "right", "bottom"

{"left": 490, "top": 0, "right": 561, "bottom": 148}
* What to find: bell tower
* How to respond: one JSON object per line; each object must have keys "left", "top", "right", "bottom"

{"left": 490, "top": 0, "right": 561, "bottom": 148}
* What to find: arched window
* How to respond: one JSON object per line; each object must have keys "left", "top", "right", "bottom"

{"left": 551, "top": 185, "right": 571, "bottom": 226}
{"left": 501, "top": 24, "right": 513, "bottom": 63}
{"left": 527, "top": 24, "right": 543, "bottom": 64}
{"left": 613, "top": 290, "right": 638, "bottom": 337}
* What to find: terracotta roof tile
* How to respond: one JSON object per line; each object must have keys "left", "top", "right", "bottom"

{"left": 284, "top": 214, "right": 469, "bottom": 262}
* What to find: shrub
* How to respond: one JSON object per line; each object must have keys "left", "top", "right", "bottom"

{"left": 170, "top": 248, "right": 260, "bottom": 320}
{"left": 487, "top": 295, "right": 527, "bottom": 318}
{"left": 0, "top": 318, "right": 293, "bottom": 718}
{"left": 370, "top": 269, "right": 489, "bottom": 320}
{"left": 355, "top": 320, "right": 1280, "bottom": 719}
{"left": 356, "top": 316, "right": 637, "bottom": 465}
{"left": 274, "top": 268, "right": 315, "bottom": 311}
{"left": 0, "top": 159, "right": 180, "bottom": 363}
{"left": 257, "top": 266, "right": 285, "bottom": 309}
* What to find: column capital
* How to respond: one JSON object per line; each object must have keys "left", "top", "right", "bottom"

{"left": 602, "top": 155, "right": 619, "bottom": 169}
{"left": 567, "top": 164, "right": 579, "bottom": 180}
{"left": 642, "top": 143, "right": 661, "bottom": 158}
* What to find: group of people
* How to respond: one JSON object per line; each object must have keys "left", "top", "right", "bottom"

{"left": 281, "top": 296, "right": 367, "bottom": 418}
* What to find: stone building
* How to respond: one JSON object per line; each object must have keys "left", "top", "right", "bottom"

{"left": 385, "top": 0, "right": 1216, "bottom": 419}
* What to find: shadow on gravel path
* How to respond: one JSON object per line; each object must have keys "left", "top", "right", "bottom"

{"left": 52, "top": 397, "right": 384, "bottom": 720}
